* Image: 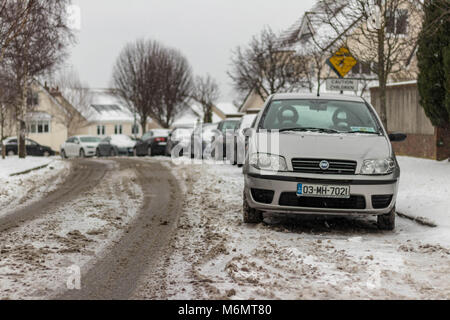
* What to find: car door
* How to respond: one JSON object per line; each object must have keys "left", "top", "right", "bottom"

{"left": 73, "top": 137, "right": 81, "bottom": 156}
{"left": 26, "top": 139, "right": 40, "bottom": 156}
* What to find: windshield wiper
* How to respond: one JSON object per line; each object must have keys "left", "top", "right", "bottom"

{"left": 344, "top": 130, "right": 380, "bottom": 135}
{"left": 278, "top": 127, "right": 340, "bottom": 134}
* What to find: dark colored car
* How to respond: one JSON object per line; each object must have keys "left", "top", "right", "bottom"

{"left": 96, "top": 135, "right": 136, "bottom": 157}
{"left": 134, "top": 129, "right": 170, "bottom": 156}
{"left": 166, "top": 126, "right": 194, "bottom": 157}
{"left": 0, "top": 137, "right": 55, "bottom": 157}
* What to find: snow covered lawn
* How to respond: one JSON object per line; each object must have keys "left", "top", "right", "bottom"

{"left": 139, "top": 157, "right": 450, "bottom": 300}
{"left": 397, "top": 156, "right": 450, "bottom": 229}
{"left": 0, "top": 156, "right": 56, "bottom": 178}
{"left": 0, "top": 158, "right": 69, "bottom": 217}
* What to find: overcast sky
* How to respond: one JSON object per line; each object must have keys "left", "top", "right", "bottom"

{"left": 68, "top": 0, "right": 316, "bottom": 102}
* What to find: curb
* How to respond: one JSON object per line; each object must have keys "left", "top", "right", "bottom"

{"left": 397, "top": 211, "right": 437, "bottom": 228}
{"left": 9, "top": 162, "right": 53, "bottom": 177}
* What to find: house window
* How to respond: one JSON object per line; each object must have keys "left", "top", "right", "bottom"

{"left": 351, "top": 62, "right": 372, "bottom": 76}
{"left": 115, "top": 124, "right": 122, "bottom": 134}
{"left": 27, "top": 120, "right": 50, "bottom": 134}
{"left": 386, "top": 9, "right": 408, "bottom": 35}
{"left": 26, "top": 90, "right": 39, "bottom": 107}
{"left": 97, "top": 125, "right": 105, "bottom": 135}
{"left": 132, "top": 124, "right": 139, "bottom": 135}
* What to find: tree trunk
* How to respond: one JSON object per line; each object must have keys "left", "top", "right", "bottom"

{"left": 204, "top": 104, "right": 213, "bottom": 123}
{"left": 140, "top": 118, "right": 147, "bottom": 135}
{"left": 1, "top": 112, "right": 5, "bottom": 160}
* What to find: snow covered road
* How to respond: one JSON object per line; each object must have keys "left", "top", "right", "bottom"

{"left": 136, "top": 157, "right": 450, "bottom": 300}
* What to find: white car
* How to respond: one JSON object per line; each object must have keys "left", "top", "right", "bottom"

{"left": 60, "top": 135, "right": 102, "bottom": 158}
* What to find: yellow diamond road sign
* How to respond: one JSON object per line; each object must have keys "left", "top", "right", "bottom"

{"left": 327, "top": 47, "right": 357, "bottom": 78}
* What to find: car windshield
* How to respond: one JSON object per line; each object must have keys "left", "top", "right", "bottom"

{"left": 219, "top": 120, "right": 240, "bottom": 133}
{"left": 111, "top": 135, "right": 133, "bottom": 143}
{"left": 80, "top": 137, "right": 101, "bottom": 143}
{"left": 151, "top": 130, "right": 169, "bottom": 137}
{"left": 261, "top": 99, "right": 380, "bottom": 134}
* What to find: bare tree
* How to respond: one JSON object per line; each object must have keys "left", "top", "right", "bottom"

{"left": 1, "top": 0, "right": 73, "bottom": 158}
{"left": 0, "top": 0, "right": 37, "bottom": 63}
{"left": 314, "top": 0, "right": 423, "bottom": 130}
{"left": 191, "top": 74, "right": 220, "bottom": 123}
{"left": 228, "top": 26, "right": 310, "bottom": 100}
{"left": 113, "top": 39, "right": 193, "bottom": 130}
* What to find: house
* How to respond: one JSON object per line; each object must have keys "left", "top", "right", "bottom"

{"left": 280, "top": 0, "right": 422, "bottom": 95}
{"left": 65, "top": 89, "right": 160, "bottom": 137}
{"left": 238, "top": 88, "right": 268, "bottom": 113}
{"left": 171, "top": 102, "right": 239, "bottom": 127}
{"left": 0, "top": 80, "right": 73, "bottom": 152}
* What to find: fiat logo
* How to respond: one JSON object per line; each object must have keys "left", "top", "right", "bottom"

{"left": 319, "top": 160, "right": 330, "bottom": 170}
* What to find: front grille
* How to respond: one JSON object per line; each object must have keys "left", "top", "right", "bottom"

{"left": 279, "top": 192, "right": 366, "bottom": 209}
{"left": 372, "top": 195, "right": 393, "bottom": 209}
{"left": 291, "top": 159, "right": 357, "bottom": 175}
{"left": 251, "top": 189, "right": 275, "bottom": 204}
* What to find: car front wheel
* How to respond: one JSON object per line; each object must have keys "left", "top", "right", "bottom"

{"left": 243, "top": 191, "right": 263, "bottom": 224}
{"left": 378, "top": 206, "right": 396, "bottom": 231}
{"left": 79, "top": 149, "right": 85, "bottom": 158}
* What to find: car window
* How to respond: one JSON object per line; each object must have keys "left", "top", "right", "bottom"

{"left": 66, "top": 137, "right": 74, "bottom": 143}
{"left": 261, "top": 99, "right": 379, "bottom": 133}
{"left": 7, "top": 139, "right": 17, "bottom": 144}
{"left": 219, "top": 120, "right": 240, "bottom": 133}
{"left": 26, "top": 139, "right": 37, "bottom": 146}
{"left": 80, "top": 137, "right": 101, "bottom": 143}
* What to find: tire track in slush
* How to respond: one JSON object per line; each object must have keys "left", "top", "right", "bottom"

{"left": 0, "top": 159, "right": 111, "bottom": 233}
{"left": 57, "top": 158, "right": 183, "bottom": 300}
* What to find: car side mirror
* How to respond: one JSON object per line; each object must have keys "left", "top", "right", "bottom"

{"left": 389, "top": 133, "right": 407, "bottom": 142}
{"left": 243, "top": 128, "right": 253, "bottom": 137}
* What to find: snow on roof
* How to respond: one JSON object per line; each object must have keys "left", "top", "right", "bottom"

{"left": 84, "top": 89, "right": 136, "bottom": 123}
{"left": 215, "top": 102, "right": 238, "bottom": 115}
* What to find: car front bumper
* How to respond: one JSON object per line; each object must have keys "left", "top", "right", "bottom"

{"left": 244, "top": 173, "right": 399, "bottom": 216}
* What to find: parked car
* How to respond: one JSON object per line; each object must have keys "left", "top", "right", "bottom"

{"left": 211, "top": 119, "right": 241, "bottom": 160}
{"left": 0, "top": 137, "right": 55, "bottom": 157}
{"left": 60, "top": 135, "right": 102, "bottom": 158}
{"left": 232, "top": 113, "right": 258, "bottom": 166}
{"left": 96, "top": 134, "right": 136, "bottom": 157}
{"left": 243, "top": 93, "right": 407, "bottom": 230}
{"left": 190, "top": 123, "right": 219, "bottom": 159}
{"left": 134, "top": 129, "right": 170, "bottom": 156}
{"left": 166, "top": 125, "right": 194, "bottom": 157}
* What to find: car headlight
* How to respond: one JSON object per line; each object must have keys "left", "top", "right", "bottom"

{"left": 360, "top": 158, "right": 396, "bottom": 175}
{"left": 249, "top": 153, "right": 287, "bottom": 172}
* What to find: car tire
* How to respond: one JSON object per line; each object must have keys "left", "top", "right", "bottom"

{"left": 243, "top": 192, "right": 263, "bottom": 224}
{"left": 79, "top": 149, "right": 85, "bottom": 158}
{"left": 147, "top": 146, "right": 152, "bottom": 157}
{"left": 378, "top": 206, "right": 396, "bottom": 231}
{"left": 61, "top": 150, "right": 67, "bottom": 159}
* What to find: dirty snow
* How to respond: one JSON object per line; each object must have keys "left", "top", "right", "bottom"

{"left": 0, "top": 162, "right": 144, "bottom": 299}
{"left": 138, "top": 157, "right": 450, "bottom": 300}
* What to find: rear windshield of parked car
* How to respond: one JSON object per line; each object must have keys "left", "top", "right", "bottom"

{"left": 219, "top": 120, "right": 240, "bottom": 133}
{"left": 80, "top": 137, "right": 101, "bottom": 143}
{"left": 261, "top": 99, "right": 380, "bottom": 133}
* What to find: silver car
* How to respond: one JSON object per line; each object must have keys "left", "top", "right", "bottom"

{"left": 243, "top": 93, "right": 407, "bottom": 230}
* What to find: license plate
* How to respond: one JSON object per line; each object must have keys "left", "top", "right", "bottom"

{"left": 297, "top": 183, "right": 350, "bottom": 199}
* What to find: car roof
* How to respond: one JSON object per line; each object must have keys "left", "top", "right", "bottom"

{"left": 271, "top": 93, "right": 366, "bottom": 103}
